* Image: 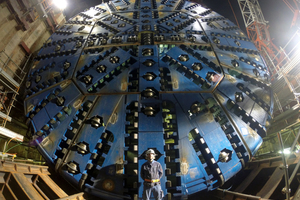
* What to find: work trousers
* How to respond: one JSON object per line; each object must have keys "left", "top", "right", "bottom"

{"left": 142, "top": 183, "right": 162, "bottom": 200}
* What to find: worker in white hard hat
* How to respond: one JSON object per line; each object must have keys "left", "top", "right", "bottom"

{"left": 140, "top": 149, "right": 163, "bottom": 200}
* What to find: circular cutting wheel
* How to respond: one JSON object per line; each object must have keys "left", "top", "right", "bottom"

{"left": 24, "top": 0, "right": 273, "bottom": 199}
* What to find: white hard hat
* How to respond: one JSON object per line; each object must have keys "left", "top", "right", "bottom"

{"left": 146, "top": 149, "right": 156, "bottom": 155}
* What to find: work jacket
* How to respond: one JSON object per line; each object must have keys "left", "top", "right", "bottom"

{"left": 140, "top": 160, "right": 163, "bottom": 187}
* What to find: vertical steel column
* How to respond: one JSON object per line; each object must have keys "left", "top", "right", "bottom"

{"left": 0, "top": 51, "right": 31, "bottom": 127}
{"left": 288, "top": 128, "right": 300, "bottom": 185}
{"left": 277, "top": 132, "right": 290, "bottom": 200}
{"left": 285, "top": 128, "right": 300, "bottom": 161}
{"left": 1, "top": 50, "right": 26, "bottom": 75}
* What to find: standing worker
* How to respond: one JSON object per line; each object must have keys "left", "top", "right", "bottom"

{"left": 140, "top": 149, "right": 163, "bottom": 200}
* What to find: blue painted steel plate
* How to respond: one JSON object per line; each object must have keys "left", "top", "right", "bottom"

{"left": 24, "top": 0, "right": 273, "bottom": 199}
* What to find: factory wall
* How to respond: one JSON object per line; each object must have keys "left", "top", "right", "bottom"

{"left": 0, "top": 0, "right": 66, "bottom": 163}
{"left": 0, "top": 0, "right": 65, "bottom": 77}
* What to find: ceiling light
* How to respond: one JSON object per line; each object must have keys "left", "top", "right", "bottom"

{"left": 52, "top": 0, "right": 67, "bottom": 10}
{"left": 279, "top": 148, "right": 291, "bottom": 155}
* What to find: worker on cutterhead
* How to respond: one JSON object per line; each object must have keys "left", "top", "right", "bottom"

{"left": 140, "top": 149, "right": 163, "bottom": 200}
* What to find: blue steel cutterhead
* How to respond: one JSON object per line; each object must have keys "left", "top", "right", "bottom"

{"left": 24, "top": 0, "right": 273, "bottom": 199}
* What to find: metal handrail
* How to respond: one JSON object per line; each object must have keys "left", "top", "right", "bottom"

{"left": 0, "top": 51, "right": 32, "bottom": 127}
{"left": 278, "top": 132, "right": 290, "bottom": 200}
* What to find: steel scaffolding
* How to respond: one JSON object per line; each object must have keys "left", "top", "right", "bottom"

{"left": 236, "top": 1, "right": 300, "bottom": 198}
{"left": 237, "top": 0, "right": 300, "bottom": 114}
{"left": 0, "top": 50, "right": 31, "bottom": 127}
{"left": 270, "top": 30, "right": 300, "bottom": 113}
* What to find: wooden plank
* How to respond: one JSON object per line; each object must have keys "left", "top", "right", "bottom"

{"left": 235, "top": 167, "right": 262, "bottom": 193}
{"left": 256, "top": 167, "right": 284, "bottom": 198}
{"left": 3, "top": 185, "right": 17, "bottom": 200}
{"left": 0, "top": 192, "right": 6, "bottom": 200}
{"left": 31, "top": 174, "right": 50, "bottom": 200}
{"left": 12, "top": 173, "right": 43, "bottom": 200}
{"left": 213, "top": 189, "right": 263, "bottom": 200}
{"left": 0, "top": 161, "right": 49, "bottom": 174}
{"left": 55, "top": 192, "right": 85, "bottom": 200}
{"left": 33, "top": 183, "right": 50, "bottom": 200}
{"left": 39, "top": 174, "right": 68, "bottom": 198}
{"left": 292, "top": 184, "right": 300, "bottom": 200}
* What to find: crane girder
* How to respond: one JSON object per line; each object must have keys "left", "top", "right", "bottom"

{"left": 283, "top": 0, "right": 300, "bottom": 27}
{"left": 237, "top": 0, "right": 286, "bottom": 76}
{"left": 237, "top": 0, "right": 268, "bottom": 28}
